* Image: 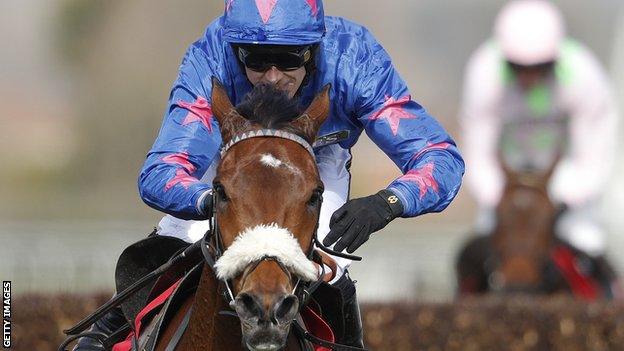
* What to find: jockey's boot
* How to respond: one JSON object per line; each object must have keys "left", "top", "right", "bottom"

{"left": 592, "top": 255, "right": 618, "bottom": 298}
{"left": 341, "top": 292, "right": 364, "bottom": 347}
{"left": 72, "top": 305, "right": 127, "bottom": 351}
{"left": 333, "top": 271, "right": 364, "bottom": 348}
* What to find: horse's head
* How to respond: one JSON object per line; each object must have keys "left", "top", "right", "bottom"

{"left": 210, "top": 79, "right": 329, "bottom": 351}
{"left": 491, "top": 155, "right": 559, "bottom": 293}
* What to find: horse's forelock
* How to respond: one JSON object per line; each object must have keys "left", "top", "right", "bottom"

{"left": 235, "top": 84, "right": 305, "bottom": 134}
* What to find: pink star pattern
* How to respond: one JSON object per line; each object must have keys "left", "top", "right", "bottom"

{"left": 399, "top": 163, "right": 439, "bottom": 199}
{"left": 305, "top": 0, "right": 318, "bottom": 16}
{"left": 165, "top": 170, "right": 199, "bottom": 191}
{"left": 255, "top": 0, "right": 278, "bottom": 24}
{"left": 368, "top": 95, "right": 417, "bottom": 136}
{"left": 162, "top": 152, "right": 199, "bottom": 191}
{"left": 177, "top": 96, "right": 214, "bottom": 132}
{"left": 412, "top": 141, "right": 452, "bottom": 160}
{"left": 162, "top": 152, "right": 196, "bottom": 173}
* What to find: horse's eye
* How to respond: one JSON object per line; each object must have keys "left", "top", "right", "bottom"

{"left": 214, "top": 184, "right": 229, "bottom": 202}
{"left": 307, "top": 188, "right": 323, "bottom": 207}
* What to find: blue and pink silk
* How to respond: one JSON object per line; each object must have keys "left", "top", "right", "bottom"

{"left": 139, "top": 0, "right": 464, "bottom": 221}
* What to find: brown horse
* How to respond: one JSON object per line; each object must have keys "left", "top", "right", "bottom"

{"left": 153, "top": 80, "right": 331, "bottom": 351}
{"left": 456, "top": 155, "right": 561, "bottom": 294}
{"left": 456, "top": 149, "right": 621, "bottom": 298}
{"left": 488, "top": 160, "right": 559, "bottom": 292}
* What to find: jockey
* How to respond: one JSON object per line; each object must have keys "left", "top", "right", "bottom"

{"left": 460, "top": 1, "right": 617, "bottom": 259}
{"left": 74, "top": 0, "right": 464, "bottom": 349}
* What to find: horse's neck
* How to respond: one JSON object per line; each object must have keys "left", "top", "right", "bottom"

{"left": 177, "top": 263, "right": 243, "bottom": 350}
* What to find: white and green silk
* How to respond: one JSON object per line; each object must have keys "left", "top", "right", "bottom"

{"left": 460, "top": 39, "right": 618, "bottom": 256}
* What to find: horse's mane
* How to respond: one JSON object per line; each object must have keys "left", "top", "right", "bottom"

{"left": 235, "top": 84, "right": 305, "bottom": 136}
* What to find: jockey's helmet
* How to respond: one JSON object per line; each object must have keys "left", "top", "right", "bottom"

{"left": 495, "top": 0, "right": 565, "bottom": 66}
{"left": 222, "top": 0, "right": 325, "bottom": 91}
{"left": 222, "top": 0, "right": 325, "bottom": 46}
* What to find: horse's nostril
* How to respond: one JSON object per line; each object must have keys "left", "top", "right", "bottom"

{"left": 235, "top": 292, "right": 264, "bottom": 319}
{"left": 273, "top": 294, "right": 299, "bottom": 323}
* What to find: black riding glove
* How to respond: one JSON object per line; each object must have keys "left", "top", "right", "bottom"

{"left": 322, "top": 189, "right": 404, "bottom": 253}
{"left": 198, "top": 190, "right": 214, "bottom": 218}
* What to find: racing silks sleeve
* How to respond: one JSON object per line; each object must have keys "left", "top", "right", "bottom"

{"left": 138, "top": 42, "right": 222, "bottom": 220}
{"left": 458, "top": 43, "right": 506, "bottom": 209}
{"left": 548, "top": 42, "right": 618, "bottom": 207}
{"left": 351, "top": 32, "right": 465, "bottom": 217}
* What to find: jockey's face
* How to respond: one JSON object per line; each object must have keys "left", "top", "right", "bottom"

{"left": 245, "top": 65, "right": 306, "bottom": 98}
{"left": 508, "top": 60, "right": 555, "bottom": 90}
{"left": 237, "top": 44, "right": 312, "bottom": 98}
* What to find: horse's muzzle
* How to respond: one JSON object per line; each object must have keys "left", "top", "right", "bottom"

{"left": 235, "top": 292, "right": 299, "bottom": 351}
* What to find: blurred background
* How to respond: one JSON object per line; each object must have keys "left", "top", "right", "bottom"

{"left": 2, "top": 0, "right": 624, "bottom": 302}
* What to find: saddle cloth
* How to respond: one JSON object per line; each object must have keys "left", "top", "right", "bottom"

{"left": 112, "top": 278, "right": 183, "bottom": 351}
{"left": 551, "top": 245, "right": 602, "bottom": 300}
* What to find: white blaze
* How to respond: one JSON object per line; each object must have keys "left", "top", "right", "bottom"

{"left": 260, "top": 153, "right": 283, "bottom": 168}
{"left": 260, "top": 153, "right": 301, "bottom": 174}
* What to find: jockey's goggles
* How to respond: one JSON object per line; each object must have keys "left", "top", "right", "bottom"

{"left": 507, "top": 60, "right": 555, "bottom": 74}
{"left": 237, "top": 45, "right": 312, "bottom": 72}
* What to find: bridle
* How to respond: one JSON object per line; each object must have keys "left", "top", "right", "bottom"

{"left": 200, "top": 128, "right": 369, "bottom": 351}
{"left": 199, "top": 128, "right": 368, "bottom": 350}
{"left": 200, "top": 128, "right": 362, "bottom": 310}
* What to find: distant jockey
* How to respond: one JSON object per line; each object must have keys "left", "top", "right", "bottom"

{"left": 74, "top": 1, "right": 464, "bottom": 349}
{"left": 460, "top": 1, "right": 617, "bottom": 259}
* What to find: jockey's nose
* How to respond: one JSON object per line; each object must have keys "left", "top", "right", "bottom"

{"left": 234, "top": 292, "right": 299, "bottom": 325}
{"left": 263, "top": 66, "right": 283, "bottom": 84}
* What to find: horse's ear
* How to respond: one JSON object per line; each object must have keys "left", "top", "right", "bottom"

{"left": 211, "top": 77, "right": 248, "bottom": 143}
{"left": 292, "top": 84, "right": 331, "bottom": 143}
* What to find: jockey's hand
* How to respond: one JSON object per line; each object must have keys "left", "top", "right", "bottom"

{"left": 323, "top": 190, "right": 404, "bottom": 253}
{"left": 199, "top": 190, "right": 214, "bottom": 218}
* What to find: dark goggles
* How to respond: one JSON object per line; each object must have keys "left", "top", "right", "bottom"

{"left": 507, "top": 60, "right": 556, "bottom": 74}
{"left": 237, "top": 45, "right": 312, "bottom": 72}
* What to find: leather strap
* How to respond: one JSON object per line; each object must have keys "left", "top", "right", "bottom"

{"left": 164, "top": 307, "right": 193, "bottom": 351}
{"left": 315, "top": 249, "right": 339, "bottom": 283}
{"left": 292, "top": 321, "right": 368, "bottom": 351}
{"left": 63, "top": 242, "right": 201, "bottom": 336}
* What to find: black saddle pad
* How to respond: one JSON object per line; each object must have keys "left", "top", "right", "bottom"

{"left": 115, "top": 234, "right": 193, "bottom": 324}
